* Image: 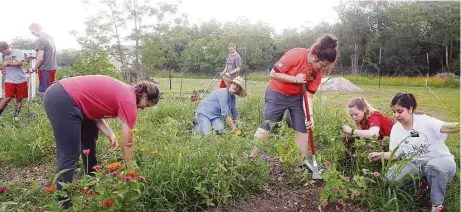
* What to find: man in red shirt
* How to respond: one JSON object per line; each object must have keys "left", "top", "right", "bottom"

{"left": 250, "top": 34, "right": 339, "bottom": 163}
{"left": 43, "top": 75, "right": 161, "bottom": 209}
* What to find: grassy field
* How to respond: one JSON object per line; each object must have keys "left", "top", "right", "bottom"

{"left": 0, "top": 77, "right": 459, "bottom": 211}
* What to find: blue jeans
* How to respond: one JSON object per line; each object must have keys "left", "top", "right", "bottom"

{"left": 193, "top": 112, "right": 224, "bottom": 135}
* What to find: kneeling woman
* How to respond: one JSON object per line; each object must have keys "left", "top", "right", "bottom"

{"left": 193, "top": 76, "right": 246, "bottom": 135}
{"left": 368, "top": 93, "right": 459, "bottom": 212}
{"left": 44, "top": 75, "right": 160, "bottom": 209}
{"left": 340, "top": 97, "right": 395, "bottom": 147}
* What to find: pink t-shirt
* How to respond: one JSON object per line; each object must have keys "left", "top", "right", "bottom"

{"left": 59, "top": 75, "right": 138, "bottom": 129}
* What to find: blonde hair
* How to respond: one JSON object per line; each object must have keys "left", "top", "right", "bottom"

{"left": 347, "top": 97, "right": 378, "bottom": 129}
{"left": 228, "top": 42, "right": 236, "bottom": 48}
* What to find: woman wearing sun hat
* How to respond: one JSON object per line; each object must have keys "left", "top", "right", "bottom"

{"left": 193, "top": 76, "right": 246, "bottom": 135}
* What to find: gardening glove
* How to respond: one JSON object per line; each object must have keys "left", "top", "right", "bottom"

{"left": 340, "top": 125, "right": 353, "bottom": 134}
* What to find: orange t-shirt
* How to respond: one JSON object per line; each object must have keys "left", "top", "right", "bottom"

{"left": 268, "top": 48, "right": 322, "bottom": 95}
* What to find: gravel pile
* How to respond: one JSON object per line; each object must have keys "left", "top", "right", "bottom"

{"left": 318, "top": 77, "right": 364, "bottom": 93}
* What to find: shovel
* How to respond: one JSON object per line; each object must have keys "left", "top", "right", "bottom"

{"left": 301, "top": 84, "right": 323, "bottom": 180}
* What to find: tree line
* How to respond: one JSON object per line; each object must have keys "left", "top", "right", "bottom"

{"left": 10, "top": 0, "right": 459, "bottom": 80}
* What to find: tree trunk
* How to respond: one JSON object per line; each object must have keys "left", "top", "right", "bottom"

{"left": 108, "top": 3, "right": 126, "bottom": 79}
{"left": 445, "top": 45, "right": 450, "bottom": 73}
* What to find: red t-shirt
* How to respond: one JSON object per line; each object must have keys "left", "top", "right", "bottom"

{"left": 269, "top": 48, "right": 323, "bottom": 95}
{"left": 59, "top": 75, "right": 138, "bottom": 129}
{"left": 359, "top": 111, "right": 395, "bottom": 138}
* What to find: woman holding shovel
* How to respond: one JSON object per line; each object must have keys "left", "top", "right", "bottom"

{"left": 43, "top": 75, "right": 161, "bottom": 210}
{"left": 249, "top": 34, "right": 339, "bottom": 164}
{"left": 368, "top": 93, "right": 459, "bottom": 212}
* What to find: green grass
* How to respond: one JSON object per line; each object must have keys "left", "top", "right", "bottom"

{"left": 0, "top": 77, "right": 459, "bottom": 211}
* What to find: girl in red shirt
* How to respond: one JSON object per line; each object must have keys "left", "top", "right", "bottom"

{"left": 250, "top": 34, "right": 339, "bottom": 162}
{"left": 341, "top": 97, "right": 395, "bottom": 142}
{"left": 43, "top": 75, "right": 160, "bottom": 209}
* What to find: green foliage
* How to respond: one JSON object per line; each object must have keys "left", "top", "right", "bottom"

{"left": 72, "top": 50, "right": 122, "bottom": 80}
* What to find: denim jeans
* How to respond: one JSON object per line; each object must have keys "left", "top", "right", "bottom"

{"left": 385, "top": 156, "right": 456, "bottom": 205}
{"left": 193, "top": 112, "right": 224, "bottom": 135}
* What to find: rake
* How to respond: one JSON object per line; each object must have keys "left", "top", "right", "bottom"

{"left": 302, "top": 84, "right": 324, "bottom": 180}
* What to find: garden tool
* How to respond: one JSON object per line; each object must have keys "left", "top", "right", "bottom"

{"left": 25, "top": 59, "right": 38, "bottom": 121}
{"left": 302, "top": 84, "right": 323, "bottom": 180}
{"left": 204, "top": 71, "right": 222, "bottom": 94}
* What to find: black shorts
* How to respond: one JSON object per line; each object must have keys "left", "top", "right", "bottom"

{"left": 260, "top": 87, "right": 307, "bottom": 133}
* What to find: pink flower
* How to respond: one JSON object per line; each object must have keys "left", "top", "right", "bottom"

{"left": 373, "top": 172, "right": 381, "bottom": 177}
{"left": 325, "top": 161, "right": 331, "bottom": 167}
{"left": 0, "top": 186, "right": 7, "bottom": 193}
{"left": 333, "top": 186, "right": 340, "bottom": 193}
{"left": 345, "top": 176, "right": 350, "bottom": 182}
{"left": 355, "top": 191, "right": 361, "bottom": 197}
{"left": 121, "top": 175, "right": 132, "bottom": 183}
{"left": 82, "top": 149, "right": 90, "bottom": 155}
{"left": 202, "top": 167, "right": 209, "bottom": 174}
{"left": 92, "top": 165, "right": 103, "bottom": 171}
{"left": 338, "top": 198, "right": 345, "bottom": 206}
{"left": 111, "top": 171, "right": 120, "bottom": 177}
{"left": 322, "top": 200, "right": 328, "bottom": 208}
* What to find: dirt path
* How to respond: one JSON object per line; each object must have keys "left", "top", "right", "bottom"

{"left": 210, "top": 157, "right": 367, "bottom": 212}
{"left": 0, "top": 163, "right": 52, "bottom": 186}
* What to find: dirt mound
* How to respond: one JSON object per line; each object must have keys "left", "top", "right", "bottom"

{"left": 318, "top": 77, "right": 363, "bottom": 93}
{"left": 210, "top": 156, "right": 367, "bottom": 212}
{"left": 434, "top": 72, "right": 457, "bottom": 78}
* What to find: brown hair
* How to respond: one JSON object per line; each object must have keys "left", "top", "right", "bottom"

{"left": 228, "top": 42, "right": 236, "bottom": 48}
{"left": 309, "top": 34, "right": 339, "bottom": 70}
{"left": 134, "top": 81, "right": 161, "bottom": 105}
{"left": 348, "top": 97, "right": 377, "bottom": 129}
{"left": 390, "top": 93, "right": 417, "bottom": 112}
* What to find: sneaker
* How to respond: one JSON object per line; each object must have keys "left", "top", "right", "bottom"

{"left": 13, "top": 111, "right": 19, "bottom": 121}
{"left": 431, "top": 204, "right": 444, "bottom": 212}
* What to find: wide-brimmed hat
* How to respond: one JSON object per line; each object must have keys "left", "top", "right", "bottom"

{"left": 224, "top": 76, "right": 247, "bottom": 97}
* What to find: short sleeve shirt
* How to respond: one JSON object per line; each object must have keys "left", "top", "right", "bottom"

{"left": 359, "top": 111, "right": 395, "bottom": 139}
{"left": 269, "top": 48, "right": 322, "bottom": 95}
{"left": 225, "top": 53, "right": 242, "bottom": 79}
{"left": 35, "top": 32, "right": 57, "bottom": 70}
{"left": 59, "top": 75, "right": 138, "bottom": 128}
{"left": 0, "top": 49, "right": 27, "bottom": 83}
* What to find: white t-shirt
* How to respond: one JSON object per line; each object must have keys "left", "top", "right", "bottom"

{"left": 389, "top": 114, "right": 453, "bottom": 162}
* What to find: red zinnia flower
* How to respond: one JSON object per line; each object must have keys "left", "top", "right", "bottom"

{"left": 111, "top": 171, "right": 120, "bottom": 177}
{"left": 322, "top": 200, "right": 328, "bottom": 208}
{"left": 325, "top": 161, "right": 331, "bottom": 167}
{"left": 0, "top": 186, "right": 7, "bottom": 193}
{"left": 43, "top": 185, "right": 56, "bottom": 193}
{"left": 81, "top": 187, "right": 89, "bottom": 195}
{"left": 121, "top": 175, "right": 132, "bottom": 183}
{"left": 102, "top": 198, "right": 114, "bottom": 208}
{"left": 338, "top": 198, "right": 345, "bottom": 206}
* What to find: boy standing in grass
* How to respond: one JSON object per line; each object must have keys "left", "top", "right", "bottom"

{"left": 219, "top": 42, "right": 242, "bottom": 88}
{"left": 29, "top": 23, "right": 57, "bottom": 93}
{"left": 0, "top": 42, "right": 27, "bottom": 121}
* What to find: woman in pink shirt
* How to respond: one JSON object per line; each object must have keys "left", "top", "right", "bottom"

{"left": 43, "top": 75, "right": 160, "bottom": 209}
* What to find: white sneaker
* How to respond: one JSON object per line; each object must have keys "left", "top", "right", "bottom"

{"left": 431, "top": 204, "right": 444, "bottom": 212}
{"left": 14, "top": 116, "right": 19, "bottom": 121}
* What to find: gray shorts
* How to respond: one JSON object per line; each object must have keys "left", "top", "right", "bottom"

{"left": 260, "top": 87, "right": 307, "bottom": 133}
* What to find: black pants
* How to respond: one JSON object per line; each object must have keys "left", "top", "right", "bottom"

{"left": 43, "top": 83, "right": 99, "bottom": 209}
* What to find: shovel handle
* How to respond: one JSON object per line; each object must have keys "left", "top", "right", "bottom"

{"left": 302, "top": 84, "right": 316, "bottom": 156}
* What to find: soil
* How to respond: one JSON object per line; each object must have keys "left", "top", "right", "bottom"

{"left": 209, "top": 156, "right": 368, "bottom": 212}
{"left": 0, "top": 163, "right": 52, "bottom": 186}
{"left": 318, "top": 77, "right": 364, "bottom": 93}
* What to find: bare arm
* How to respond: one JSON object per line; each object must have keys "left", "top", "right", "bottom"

{"left": 4, "top": 60, "right": 24, "bottom": 67}
{"left": 95, "top": 119, "right": 114, "bottom": 137}
{"left": 353, "top": 126, "right": 381, "bottom": 139}
{"left": 369, "top": 151, "right": 400, "bottom": 161}
{"left": 225, "top": 115, "right": 236, "bottom": 131}
{"left": 269, "top": 69, "right": 296, "bottom": 83}
{"left": 230, "top": 66, "right": 241, "bottom": 75}
{"left": 440, "top": 122, "right": 460, "bottom": 134}
{"left": 121, "top": 121, "right": 134, "bottom": 163}
{"left": 33, "top": 50, "right": 44, "bottom": 70}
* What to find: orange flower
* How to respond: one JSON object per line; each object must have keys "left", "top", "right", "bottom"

{"left": 102, "top": 198, "right": 114, "bottom": 208}
{"left": 105, "top": 162, "right": 123, "bottom": 171}
{"left": 43, "top": 185, "right": 56, "bottom": 193}
{"left": 126, "top": 170, "right": 138, "bottom": 178}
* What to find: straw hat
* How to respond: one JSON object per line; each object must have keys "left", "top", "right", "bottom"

{"left": 224, "top": 76, "right": 247, "bottom": 97}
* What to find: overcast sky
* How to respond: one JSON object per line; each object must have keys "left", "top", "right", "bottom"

{"left": 0, "top": 0, "right": 339, "bottom": 50}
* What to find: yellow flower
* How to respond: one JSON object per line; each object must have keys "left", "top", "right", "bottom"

{"left": 130, "top": 129, "right": 137, "bottom": 133}
{"left": 152, "top": 149, "right": 159, "bottom": 155}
